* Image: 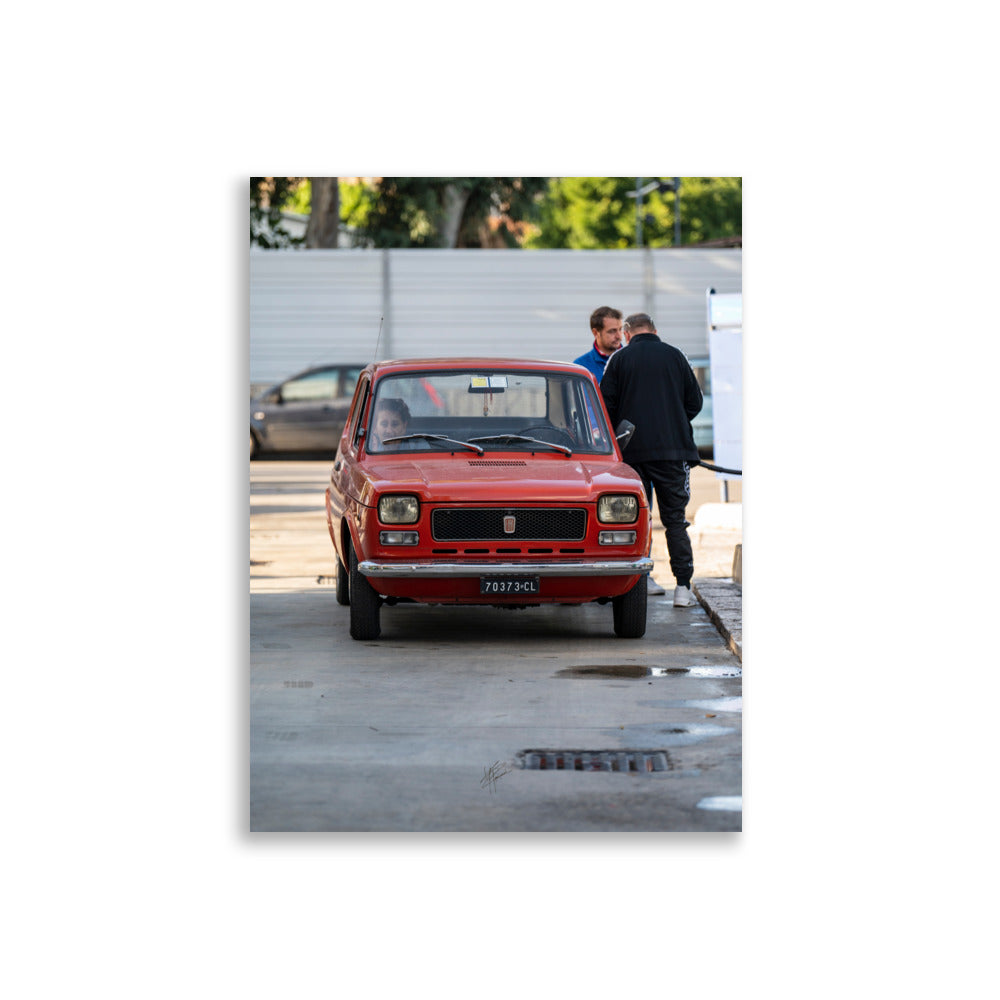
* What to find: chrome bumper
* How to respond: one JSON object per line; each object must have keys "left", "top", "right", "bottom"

{"left": 358, "top": 557, "right": 653, "bottom": 578}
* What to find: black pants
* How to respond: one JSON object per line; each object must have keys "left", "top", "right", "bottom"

{"left": 630, "top": 459, "right": 693, "bottom": 587}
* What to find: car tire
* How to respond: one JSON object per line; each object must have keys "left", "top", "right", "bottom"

{"left": 335, "top": 551, "right": 350, "bottom": 606}
{"left": 612, "top": 575, "right": 647, "bottom": 638}
{"left": 349, "top": 543, "right": 381, "bottom": 640}
{"left": 250, "top": 432, "right": 259, "bottom": 459}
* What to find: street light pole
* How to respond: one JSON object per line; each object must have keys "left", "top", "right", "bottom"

{"left": 628, "top": 177, "right": 681, "bottom": 247}
{"left": 672, "top": 176, "right": 681, "bottom": 246}
{"left": 635, "top": 177, "right": 643, "bottom": 247}
{"left": 629, "top": 177, "right": 661, "bottom": 247}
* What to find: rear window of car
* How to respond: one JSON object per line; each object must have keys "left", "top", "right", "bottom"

{"left": 281, "top": 369, "right": 339, "bottom": 402}
{"left": 366, "top": 369, "right": 613, "bottom": 454}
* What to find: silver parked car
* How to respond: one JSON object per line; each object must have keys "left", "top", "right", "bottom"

{"left": 688, "top": 357, "right": 713, "bottom": 455}
{"left": 250, "top": 364, "right": 364, "bottom": 457}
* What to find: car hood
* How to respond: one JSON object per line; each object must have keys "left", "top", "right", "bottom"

{"left": 353, "top": 455, "right": 645, "bottom": 505}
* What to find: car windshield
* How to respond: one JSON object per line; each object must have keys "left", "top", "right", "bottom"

{"left": 366, "top": 369, "right": 613, "bottom": 455}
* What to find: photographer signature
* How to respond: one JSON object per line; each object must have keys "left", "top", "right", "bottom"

{"left": 480, "top": 760, "right": 513, "bottom": 793}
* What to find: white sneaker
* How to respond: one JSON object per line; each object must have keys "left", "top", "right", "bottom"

{"left": 673, "top": 584, "right": 695, "bottom": 607}
{"left": 646, "top": 575, "right": 666, "bottom": 595}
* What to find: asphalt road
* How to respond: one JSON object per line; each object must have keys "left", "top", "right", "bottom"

{"left": 249, "top": 458, "right": 742, "bottom": 832}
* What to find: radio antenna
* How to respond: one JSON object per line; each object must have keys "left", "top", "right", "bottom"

{"left": 371, "top": 315, "right": 384, "bottom": 365}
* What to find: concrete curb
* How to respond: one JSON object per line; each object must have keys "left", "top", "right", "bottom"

{"left": 692, "top": 578, "right": 742, "bottom": 663}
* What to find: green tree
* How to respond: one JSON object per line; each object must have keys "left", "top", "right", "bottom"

{"left": 251, "top": 176, "right": 741, "bottom": 250}
{"left": 641, "top": 176, "right": 742, "bottom": 246}
{"left": 344, "top": 178, "right": 547, "bottom": 248}
{"left": 304, "top": 177, "right": 339, "bottom": 248}
{"left": 249, "top": 177, "right": 306, "bottom": 248}
{"left": 524, "top": 177, "right": 636, "bottom": 249}
{"left": 526, "top": 177, "right": 741, "bottom": 248}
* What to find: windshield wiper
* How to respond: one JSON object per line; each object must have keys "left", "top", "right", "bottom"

{"left": 467, "top": 434, "right": 572, "bottom": 456}
{"left": 381, "top": 433, "right": 485, "bottom": 455}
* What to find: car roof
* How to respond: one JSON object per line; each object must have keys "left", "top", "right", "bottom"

{"left": 291, "top": 363, "right": 362, "bottom": 375}
{"left": 366, "top": 357, "right": 592, "bottom": 377}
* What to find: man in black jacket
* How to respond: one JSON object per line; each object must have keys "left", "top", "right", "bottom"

{"left": 601, "top": 312, "right": 703, "bottom": 606}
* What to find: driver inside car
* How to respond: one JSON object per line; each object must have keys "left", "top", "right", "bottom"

{"left": 371, "top": 398, "right": 411, "bottom": 450}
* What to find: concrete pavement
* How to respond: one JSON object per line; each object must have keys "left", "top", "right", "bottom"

{"left": 250, "top": 461, "right": 743, "bottom": 831}
{"left": 648, "top": 500, "right": 743, "bottom": 662}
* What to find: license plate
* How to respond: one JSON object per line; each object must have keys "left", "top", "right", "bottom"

{"left": 480, "top": 576, "right": 540, "bottom": 595}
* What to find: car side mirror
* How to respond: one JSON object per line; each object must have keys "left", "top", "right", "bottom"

{"left": 615, "top": 420, "right": 635, "bottom": 450}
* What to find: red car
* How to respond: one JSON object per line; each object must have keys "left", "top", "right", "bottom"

{"left": 325, "top": 358, "right": 653, "bottom": 640}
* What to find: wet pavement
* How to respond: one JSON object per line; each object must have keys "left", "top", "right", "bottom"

{"left": 692, "top": 578, "right": 742, "bottom": 661}
{"left": 647, "top": 497, "right": 742, "bottom": 662}
{"left": 250, "top": 460, "right": 743, "bottom": 832}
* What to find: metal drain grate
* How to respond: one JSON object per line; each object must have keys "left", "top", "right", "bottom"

{"left": 518, "top": 749, "right": 671, "bottom": 772}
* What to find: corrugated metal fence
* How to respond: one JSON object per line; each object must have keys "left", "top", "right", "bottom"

{"left": 249, "top": 248, "right": 741, "bottom": 387}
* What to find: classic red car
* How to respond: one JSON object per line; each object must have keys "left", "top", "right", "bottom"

{"left": 324, "top": 358, "right": 653, "bottom": 639}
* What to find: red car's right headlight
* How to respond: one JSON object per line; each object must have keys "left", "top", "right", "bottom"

{"left": 378, "top": 494, "right": 420, "bottom": 524}
{"left": 597, "top": 494, "right": 639, "bottom": 523}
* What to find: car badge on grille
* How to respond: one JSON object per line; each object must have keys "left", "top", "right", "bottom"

{"left": 503, "top": 515, "right": 516, "bottom": 534}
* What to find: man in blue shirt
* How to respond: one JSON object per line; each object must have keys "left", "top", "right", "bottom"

{"left": 574, "top": 305, "right": 665, "bottom": 595}
{"left": 572, "top": 306, "right": 622, "bottom": 382}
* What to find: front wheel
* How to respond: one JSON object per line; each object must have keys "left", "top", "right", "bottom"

{"left": 612, "top": 576, "right": 647, "bottom": 638}
{"left": 349, "top": 544, "right": 381, "bottom": 640}
{"left": 335, "top": 552, "right": 350, "bottom": 606}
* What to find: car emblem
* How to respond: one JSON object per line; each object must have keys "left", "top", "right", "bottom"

{"left": 503, "top": 515, "right": 516, "bottom": 534}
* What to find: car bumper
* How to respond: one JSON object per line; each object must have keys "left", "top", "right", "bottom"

{"left": 358, "top": 557, "right": 653, "bottom": 577}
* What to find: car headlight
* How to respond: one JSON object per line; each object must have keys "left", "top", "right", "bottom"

{"left": 378, "top": 494, "right": 419, "bottom": 524}
{"left": 597, "top": 494, "right": 639, "bottom": 523}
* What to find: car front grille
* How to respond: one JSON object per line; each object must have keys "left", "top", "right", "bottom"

{"left": 432, "top": 508, "right": 587, "bottom": 541}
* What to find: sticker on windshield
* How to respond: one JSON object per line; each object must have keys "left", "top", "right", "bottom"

{"left": 469, "top": 375, "right": 507, "bottom": 393}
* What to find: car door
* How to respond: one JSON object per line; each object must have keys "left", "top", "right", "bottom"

{"left": 328, "top": 375, "right": 371, "bottom": 554}
{"left": 332, "top": 367, "right": 364, "bottom": 444}
{"left": 263, "top": 368, "right": 342, "bottom": 450}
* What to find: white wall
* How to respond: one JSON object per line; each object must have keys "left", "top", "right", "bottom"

{"left": 249, "top": 247, "right": 742, "bottom": 386}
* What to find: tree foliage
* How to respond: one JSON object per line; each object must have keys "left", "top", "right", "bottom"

{"left": 343, "top": 178, "right": 548, "bottom": 248}
{"left": 249, "top": 177, "right": 741, "bottom": 249}
{"left": 249, "top": 177, "right": 306, "bottom": 248}
{"left": 526, "top": 177, "right": 742, "bottom": 248}
{"left": 524, "top": 178, "right": 637, "bottom": 249}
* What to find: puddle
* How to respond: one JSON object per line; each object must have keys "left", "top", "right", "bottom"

{"left": 557, "top": 664, "right": 741, "bottom": 680}
{"left": 697, "top": 795, "right": 742, "bottom": 811}
{"left": 666, "top": 666, "right": 741, "bottom": 679}
{"left": 558, "top": 665, "right": 650, "bottom": 679}
{"left": 671, "top": 696, "right": 742, "bottom": 713}
{"left": 619, "top": 722, "right": 737, "bottom": 747}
